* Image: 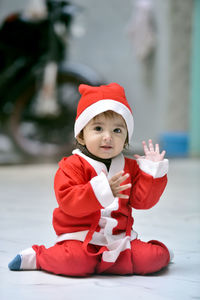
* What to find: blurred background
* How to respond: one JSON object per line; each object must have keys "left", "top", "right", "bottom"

{"left": 0, "top": 0, "right": 199, "bottom": 164}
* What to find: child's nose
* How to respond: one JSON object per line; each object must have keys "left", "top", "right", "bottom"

{"left": 103, "top": 131, "right": 112, "bottom": 141}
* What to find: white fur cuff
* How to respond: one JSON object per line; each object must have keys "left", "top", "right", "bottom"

{"left": 136, "top": 158, "right": 169, "bottom": 178}
{"left": 90, "top": 172, "right": 115, "bottom": 208}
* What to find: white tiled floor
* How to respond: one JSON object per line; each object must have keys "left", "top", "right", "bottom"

{"left": 0, "top": 159, "right": 200, "bottom": 300}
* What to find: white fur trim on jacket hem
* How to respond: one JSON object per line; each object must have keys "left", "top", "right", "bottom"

{"left": 136, "top": 158, "right": 169, "bottom": 178}
{"left": 55, "top": 229, "right": 138, "bottom": 245}
{"left": 55, "top": 230, "right": 138, "bottom": 263}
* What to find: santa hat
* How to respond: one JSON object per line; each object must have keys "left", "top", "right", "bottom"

{"left": 74, "top": 83, "right": 134, "bottom": 142}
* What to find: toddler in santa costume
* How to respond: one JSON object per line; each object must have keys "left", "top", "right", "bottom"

{"left": 8, "top": 82, "right": 173, "bottom": 276}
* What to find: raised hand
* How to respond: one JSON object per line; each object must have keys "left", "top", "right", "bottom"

{"left": 108, "top": 171, "right": 131, "bottom": 199}
{"left": 134, "top": 139, "right": 166, "bottom": 162}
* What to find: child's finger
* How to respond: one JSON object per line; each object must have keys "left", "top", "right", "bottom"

{"left": 134, "top": 154, "right": 140, "bottom": 159}
{"left": 110, "top": 171, "right": 124, "bottom": 182}
{"left": 116, "top": 193, "right": 129, "bottom": 199}
{"left": 113, "top": 173, "right": 130, "bottom": 186}
{"left": 155, "top": 143, "right": 160, "bottom": 153}
{"left": 117, "top": 183, "right": 132, "bottom": 192}
{"left": 148, "top": 139, "right": 154, "bottom": 152}
{"left": 110, "top": 172, "right": 129, "bottom": 184}
{"left": 160, "top": 150, "right": 166, "bottom": 159}
{"left": 142, "top": 141, "right": 149, "bottom": 154}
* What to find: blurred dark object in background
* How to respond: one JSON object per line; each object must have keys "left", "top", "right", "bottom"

{"left": 0, "top": 0, "right": 105, "bottom": 162}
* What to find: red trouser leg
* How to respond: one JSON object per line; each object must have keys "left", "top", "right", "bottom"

{"left": 32, "top": 239, "right": 170, "bottom": 276}
{"left": 97, "top": 239, "right": 170, "bottom": 275}
{"left": 130, "top": 239, "right": 170, "bottom": 275}
{"left": 97, "top": 248, "right": 133, "bottom": 275}
{"left": 32, "top": 240, "right": 99, "bottom": 277}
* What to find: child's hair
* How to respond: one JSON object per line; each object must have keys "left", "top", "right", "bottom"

{"left": 77, "top": 110, "right": 129, "bottom": 149}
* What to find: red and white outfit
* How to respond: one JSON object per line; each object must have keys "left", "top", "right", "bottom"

{"left": 22, "top": 83, "right": 171, "bottom": 276}
{"left": 32, "top": 149, "right": 170, "bottom": 276}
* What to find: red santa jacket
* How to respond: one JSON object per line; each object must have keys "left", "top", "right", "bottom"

{"left": 53, "top": 149, "right": 168, "bottom": 262}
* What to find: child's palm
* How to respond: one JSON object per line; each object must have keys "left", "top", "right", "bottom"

{"left": 134, "top": 139, "right": 165, "bottom": 162}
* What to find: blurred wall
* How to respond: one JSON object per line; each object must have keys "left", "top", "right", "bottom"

{"left": 166, "top": 0, "right": 192, "bottom": 133}
{"left": 0, "top": 0, "right": 193, "bottom": 153}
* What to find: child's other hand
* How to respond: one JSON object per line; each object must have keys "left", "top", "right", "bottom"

{"left": 108, "top": 171, "right": 131, "bottom": 199}
{"left": 134, "top": 139, "right": 166, "bottom": 162}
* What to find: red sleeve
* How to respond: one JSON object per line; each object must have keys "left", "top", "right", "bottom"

{"left": 54, "top": 156, "right": 103, "bottom": 218}
{"left": 126, "top": 159, "right": 167, "bottom": 209}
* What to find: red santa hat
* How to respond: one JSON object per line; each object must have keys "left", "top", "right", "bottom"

{"left": 74, "top": 83, "right": 134, "bottom": 142}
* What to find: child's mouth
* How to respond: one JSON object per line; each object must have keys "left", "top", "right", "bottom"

{"left": 100, "top": 145, "right": 112, "bottom": 150}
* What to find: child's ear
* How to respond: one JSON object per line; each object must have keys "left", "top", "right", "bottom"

{"left": 76, "top": 133, "right": 85, "bottom": 146}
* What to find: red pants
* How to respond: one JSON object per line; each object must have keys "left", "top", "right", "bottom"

{"left": 33, "top": 239, "right": 170, "bottom": 277}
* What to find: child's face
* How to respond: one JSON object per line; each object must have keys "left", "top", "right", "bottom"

{"left": 78, "top": 112, "right": 128, "bottom": 159}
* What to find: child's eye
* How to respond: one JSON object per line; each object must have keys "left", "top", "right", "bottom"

{"left": 114, "top": 128, "right": 121, "bottom": 133}
{"left": 94, "top": 126, "right": 102, "bottom": 132}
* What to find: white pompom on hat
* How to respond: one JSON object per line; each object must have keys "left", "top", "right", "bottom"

{"left": 74, "top": 83, "right": 134, "bottom": 142}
